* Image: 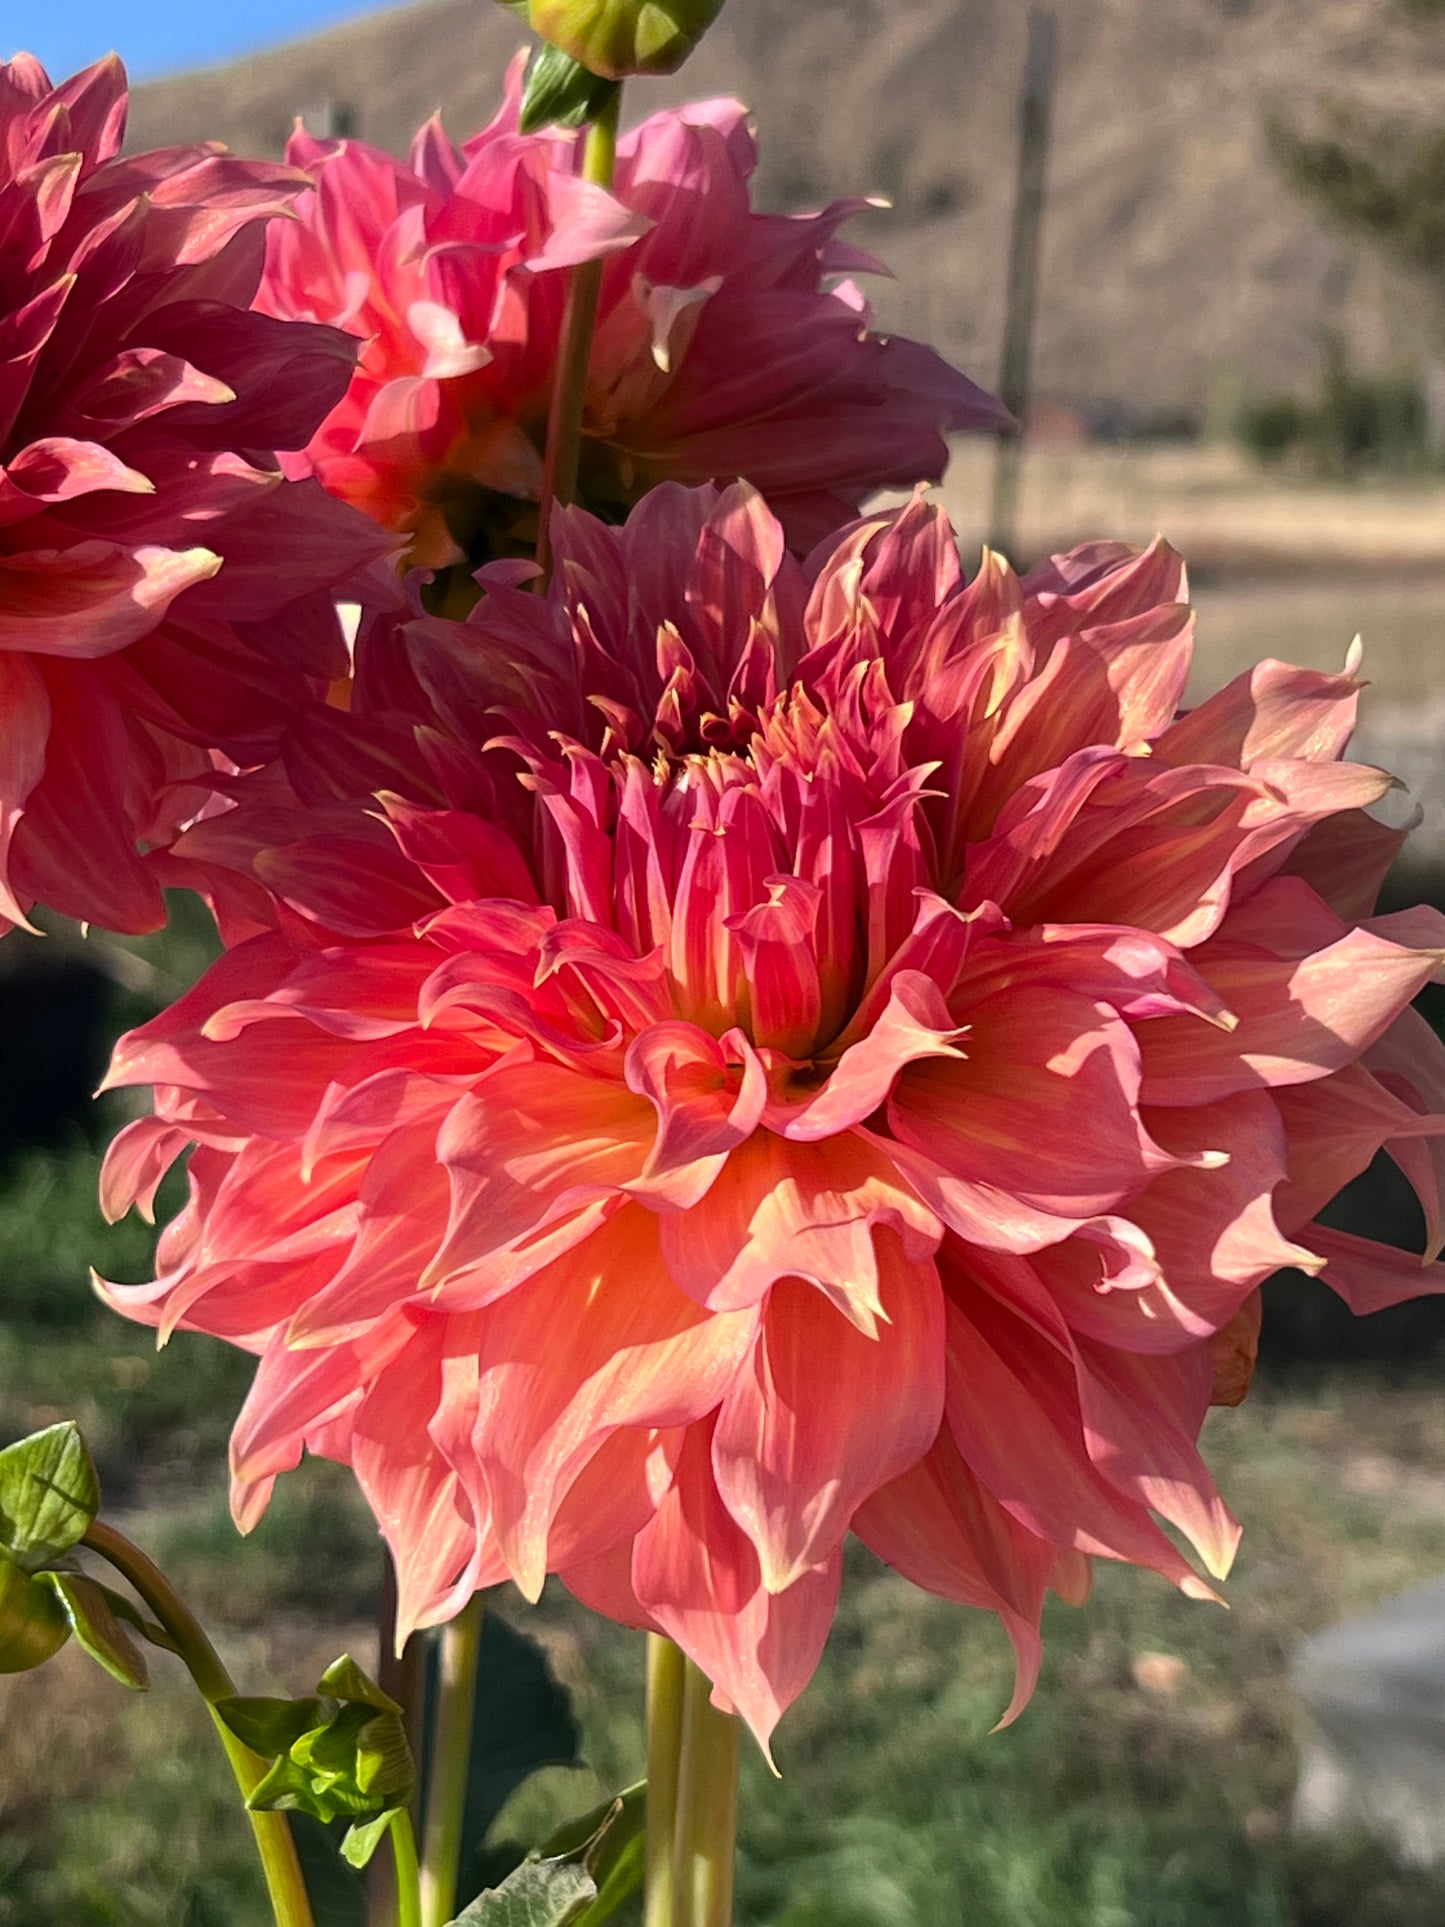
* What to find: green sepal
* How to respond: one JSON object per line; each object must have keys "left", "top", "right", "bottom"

{"left": 0, "top": 1421, "right": 100, "bottom": 1572}
{"left": 317, "top": 1654, "right": 402, "bottom": 1714}
{"left": 339, "top": 1812, "right": 393, "bottom": 1871}
{"left": 215, "top": 1694, "right": 331, "bottom": 1758}
{"left": 39, "top": 1571, "right": 149, "bottom": 1689}
{"left": 0, "top": 1558, "right": 71, "bottom": 1673}
{"left": 520, "top": 43, "right": 621, "bottom": 134}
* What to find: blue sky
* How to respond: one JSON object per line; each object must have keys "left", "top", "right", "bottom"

{"left": 10, "top": 1, "right": 388, "bottom": 82}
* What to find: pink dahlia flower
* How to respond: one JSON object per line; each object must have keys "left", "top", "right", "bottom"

{"left": 0, "top": 53, "right": 395, "bottom": 932}
{"left": 100, "top": 485, "right": 1445, "bottom": 1751}
{"left": 256, "top": 61, "right": 1007, "bottom": 578}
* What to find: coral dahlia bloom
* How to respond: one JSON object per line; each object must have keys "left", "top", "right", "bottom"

{"left": 0, "top": 53, "right": 395, "bottom": 932}
{"left": 256, "top": 62, "right": 1006, "bottom": 576}
{"left": 100, "top": 484, "right": 1445, "bottom": 1750}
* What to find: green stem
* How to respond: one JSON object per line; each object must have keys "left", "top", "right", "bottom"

{"left": 83, "top": 1519, "right": 315, "bottom": 1927}
{"left": 672, "top": 1658, "right": 741, "bottom": 1927}
{"left": 390, "top": 1808, "right": 424, "bottom": 1927}
{"left": 644, "top": 1635, "right": 688, "bottom": 1927}
{"left": 419, "top": 1594, "right": 485, "bottom": 1927}
{"left": 534, "top": 87, "right": 622, "bottom": 579}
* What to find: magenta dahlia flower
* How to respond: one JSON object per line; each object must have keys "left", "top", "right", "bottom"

{"left": 100, "top": 485, "right": 1445, "bottom": 1751}
{"left": 256, "top": 62, "right": 1007, "bottom": 576}
{"left": 0, "top": 52, "right": 395, "bottom": 932}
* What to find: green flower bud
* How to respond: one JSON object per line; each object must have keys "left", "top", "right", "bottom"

{"left": 219, "top": 1653, "right": 415, "bottom": 1856}
{"left": 496, "top": 0, "right": 724, "bottom": 80}
{"left": 0, "top": 1560, "right": 71, "bottom": 1673}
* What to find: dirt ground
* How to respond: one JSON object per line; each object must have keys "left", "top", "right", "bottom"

{"left": 933, "top": 439, "right": 1445, "bottom": 707}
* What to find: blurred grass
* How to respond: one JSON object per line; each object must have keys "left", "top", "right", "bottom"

{"left": 5, "top": 909, "right": 1445, "bottom": 1922}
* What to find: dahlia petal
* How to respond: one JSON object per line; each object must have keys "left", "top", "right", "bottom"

{"left": 544, "top": 1426, "right": 683, "bottom": 1575}
{"left": 524, "top": 172, "right": 651, "bottom": 272}
{"left": 0, "top": 649, "right": 49, "bottom": 927}
{"left": 632, "top": 1420, "right": 842, "bottom": 1758}
{"left": 0, "top": 434, "right": 155, "bottom": 509}
{"left": 1364, "top": 1006, "right": 1445, "bottom": 1259}
{"left": 725, "top": 874, "right": 823, "bottom": 1055}
{"left": 661, "top": 1129, "right": 939, "bottom": 1323}
{"left": 1279, "top": 809, "right": 1410, "bottom": 921}
{"left": 1140, "top": 910, "right": 1445, "bottom": 1104}
{"left": 942, "top": 1285, "right": 1217, "bottom": 1598}
{"left": 425, "top": 1061, "right": 654, "bottom": 1299}
{"left": 1120, "top": 1093, "right": 1320, "bottom": 1338}
{"left": 561, "top": 1534, "right": 662, "bottom": 1635}
{"left": 7, "top": 664, "right": 166, "bottom": 931}
{"left": 1272, "top": 1058, "right": 1445, "bottom": 1239}
{"left": 0, "top": 541, "right": 222, "bottom": 658}
{"left": 202, "top": 944, "right": 435, "bottom": 1042}
{"left": 471, "top": 1208, "right": 756, "bottom": 1598}
{"left": 380, "top": 794, "right": 540, "bottom": 906}
{"left": 890, "top": 989, "right": 1166, "bottom": 1216}
{"left": 1307, "top": 1224, "right": 1445, "bottom": 1315}
{"left": 1157, "top": 658, "right": 1360, "bottom": 769}
{"left": 1073, "top": 1339, "right": 1241, "bottom": 1580}
{"left": 99, "top": 1115, "right": 191, "bottom": 1224}
{"left": 985, "top": 601, "right": 1194, "bottom": 787}
{"left": 853, "top": 1427, "right": 1054, "bottom": 1728}
{"left": 284, "top": 1137, "right": 452, "bottom": 1346}
{"left": 712, "top": 1239, "right": 944, "bottom": 1590}
{"left": 229, "top": 1312, "right": 411, "bottom": 1523}
{"left": 350, "top": 1319, "right": 502, "bottom": 1643}
{"left": 779, "top": 970, "right": 965, "bottom": 1141}
{"left": 877, "top": 1133, "right": 1102, "bottom": 1254}
{"left": 254, "top": 834, "right": 441, "bottom": 938}
{"left": 624, "top": 1020, "right": 768, "bottom": 1207}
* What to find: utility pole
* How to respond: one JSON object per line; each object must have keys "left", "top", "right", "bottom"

{"left": 988, "top": 6, "right": 1059, "bottom": 562}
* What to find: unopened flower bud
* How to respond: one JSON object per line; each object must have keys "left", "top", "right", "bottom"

{"left": 496, "top": 0, "right": 724, "bottom": 79}
{"left": 0, "top": 1561, "right": 70, "bottom": 1674}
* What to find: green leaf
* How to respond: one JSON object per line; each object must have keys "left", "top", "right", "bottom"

{"left": 577, "top": 1828, "right": 642, "bottom": 1927}
{"left": 575, "top": 1786, "right": 645, "bottom": 1925}
{"left": 519, "top": 43, "right": 620, "bottom": 133}
{"left": 40, "top": 1571, "right": 149, "bottom": 1689}
{"left": 0, "top": 1422, "right": 100, "bottom": 1571}
{"left": 527, "top": 1784, "right": 646, "bottom": 1927}
{"left": 0, "top": 1558, "right": 70, "bottom": 1673}
{"left": 448, "top": 1614, "right": 581, "bottom": 1907}
{"left": 340, "top": 1812, "right": 393, "bottom": 1871}
{"left": 448, "top": 1858, "right": 596, "bottom": 1927}
{"left": 215, "top": 1695, "right": 330, "bottom": 1758}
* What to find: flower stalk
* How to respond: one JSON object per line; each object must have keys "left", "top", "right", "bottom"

{"left": 644, "top": 1635, "right": 688, "bottom": 1927}
{"left": 418, "top": 1593, "right": 485, "bottom": 1927}
{"left": 390, "top": 1808, "right": 424, "bottom": 1927}
{"left": 534, "top": 87, "right": 622, "bottom": 577}
{"left": 647, "top": 1643, "right": 741, "bottom": 1927}
{"left": 672, "top": 1655, "right": 741, "bottom": 1927}
{"left": 82, "top": 1520, "right": 315, "bottom": 1927}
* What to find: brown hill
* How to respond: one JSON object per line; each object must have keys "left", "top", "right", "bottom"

{"left": 127, "top": 0, "right": 1445, "bottom": 420}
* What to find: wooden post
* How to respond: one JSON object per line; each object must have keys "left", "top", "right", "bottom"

{"left": 988, "top": 7, "right": 1059, "bottom": 562}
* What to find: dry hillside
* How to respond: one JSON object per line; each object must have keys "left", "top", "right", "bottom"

{"left": 126, "top": 0, "right": 1445, "bottom": 420}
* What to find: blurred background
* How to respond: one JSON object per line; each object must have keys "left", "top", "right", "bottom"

{"left": 6, "top": 1, "right": 1445, "bottom": 1922}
